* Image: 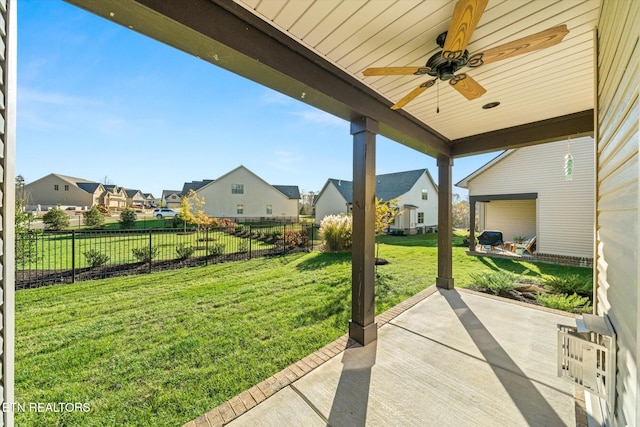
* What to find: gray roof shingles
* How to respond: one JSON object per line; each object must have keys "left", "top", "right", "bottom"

{"left": 327, "top": 169, "right": 428, "bottom": 203}
{"left": 273, "top": 185, "right": 301, "bottom": 199}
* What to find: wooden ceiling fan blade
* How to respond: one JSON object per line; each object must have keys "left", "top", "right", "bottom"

{"left": 471, "top": 25, "right": 570, "bottom": 66}
{"left": 363, "top": 66, "right": 429, "bottom": 76}
{"left": 449, "top": 74, "right": 486, "bottom": 100}
{"left": 442, "top": 0, "right": 489, "bottom": 59}
{"left": 391, "top": 80, "right": 436, "bottom": 110}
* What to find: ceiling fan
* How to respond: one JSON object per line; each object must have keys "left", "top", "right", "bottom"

{"left": 363, "top": 0, "right": 569, "bottom": 110}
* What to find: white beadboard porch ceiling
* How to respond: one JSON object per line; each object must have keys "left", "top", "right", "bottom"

{"left": 233, "top": 0, "right": 599, "bottom": 141}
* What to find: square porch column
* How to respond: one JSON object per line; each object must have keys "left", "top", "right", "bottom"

{"left": 437, "top": 156, "right": 454, "bottom": 289}
{"left": 349, "top": 117, "right": 378, "bottom": 346}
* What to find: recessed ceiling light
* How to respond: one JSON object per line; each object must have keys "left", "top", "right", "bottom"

{"left": 482, "top": 102, "right": 500, "bottom": 109}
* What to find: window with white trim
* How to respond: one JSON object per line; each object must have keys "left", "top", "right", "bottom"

{"left": 232, "top": 184, "right": 244, "bottom": 194}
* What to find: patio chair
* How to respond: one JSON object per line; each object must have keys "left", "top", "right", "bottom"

{"left": 515, "top": 236, "right": 536, "bottom": 254}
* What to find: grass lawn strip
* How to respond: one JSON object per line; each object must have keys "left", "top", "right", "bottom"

{"left": 15, "top": 232, "right": 591, "bottom": 426}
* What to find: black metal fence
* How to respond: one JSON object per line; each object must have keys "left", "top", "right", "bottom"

{"left": 15, "top": 223, "right": 319, "bottom": 290}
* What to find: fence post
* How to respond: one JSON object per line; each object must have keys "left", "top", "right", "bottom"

{"left": 72, "top": 230, "right": 76, "bottom": 283}
{"left": 249, "top": 225, "right": 252, "bottom": 259}
{"left": 148, "top": 228, "right": 153, "bottom": 273}
{"left": 205, "top": 229, "right": 209, "bottom": 266}
{"left": 282, "top": 223, "right": 286, "bottom": 255}
{"left": 311, "top": 223, "right": 314, "bottom": 251}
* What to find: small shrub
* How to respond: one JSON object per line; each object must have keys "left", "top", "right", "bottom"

{"left": 269, "top": 230, "right": 282, "bottom": 239}
{"left": 83, "top": 206, "right": 105, "bottom": 229}
{"left": 320, "top": 214, "right": 352, "bottom": 251}
{"left": 83, "top": 249, "right": 110, "bottom": 268}
{"left": 119, "top": 207, "right": 137, "bottom": 229}
{"left": 238, "top": 240, "right": 249, "bottom": 253}
{"left": 543, "top": 275, "right": 592, "bottom": 298}
{"left": 284, "top": 228, "right": 309, "bottom": 247}
{"left": 42, "top": 206, "right": 70, "bottom": 230}
{"left": 218, "top": 218, "right": 236, "bottom": 231}
{"left": 536, "top": 293, "right": 592, "bottom": 313}
{"left": 131, "top": 246, "right": 159, "bottom": 263}
{"left": 176, "top": 243, "right": 196, "bottom": 260}
{"left": 469, "top": 271, "right": 516, "bottom": 296}
{"left": 208, "top": 243, "right": 226, "bottom": 256}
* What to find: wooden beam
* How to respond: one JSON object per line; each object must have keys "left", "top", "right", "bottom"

{"left": 451, "top": 110, "right": 594, "bottom": 157}
{"left": 350, "top": 117, "right": 378, "bottom": 346}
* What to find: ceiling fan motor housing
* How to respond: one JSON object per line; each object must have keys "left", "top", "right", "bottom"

{"left": 425, "top": 49, "right": 469, "bottom": 80}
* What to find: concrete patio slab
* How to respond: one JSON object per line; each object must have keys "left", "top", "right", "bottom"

{"left": 217, "top": 288, "right": 579, "bottom": 426}
{"left": 226, "top": 386, "right": 325, "bottom": 427}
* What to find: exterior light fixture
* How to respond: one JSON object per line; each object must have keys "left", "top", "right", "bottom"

{"left": 482, "top": 101, "right": 500, "bottom": 109}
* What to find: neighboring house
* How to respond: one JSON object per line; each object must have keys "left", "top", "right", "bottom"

{"left": 123, "top": 188, "right": 146, "bottom": 208}
{"left": 181, "top": 179, "right": 214, "bottom": 195}
{"left": 102, "top": 185, "right": 127, "bottom": 210}
{"left": 143, "top": 193, "right": 157, "bottom": 208}
{"left": 195, "top": 165, "right": 300, "bottom": 221}
{"left": 456, "top": 136, "right": 594, "bottom": 259}
{"left": 23, "top": 173, "right": 105, "bottom": 210}
{"left": 161, "top": 190, "right": 183, "bottom": 208}
{"left": 314, "top": 169, "right": 438, "bottom": 233}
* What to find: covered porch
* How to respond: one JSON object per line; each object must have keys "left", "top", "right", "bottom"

{"left": 185, "top": 286, "right": 585, "bottom": 426}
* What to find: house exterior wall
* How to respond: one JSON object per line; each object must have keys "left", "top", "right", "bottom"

{"left": 2, "top": 1, "right": 16, "bottom": 422}
{"left": 24, "top": 175, "right": 97, "bottom": 209}
{"left": 126, "top": 192, "right": 146, "bottom": 207}
{"left": 164, "top": 193, "right": 182, "bottom": 208}
{"left": 197, "top": 167, "right": 298, "bottom": 219}
{"left": 314, "top": 182, "right": 349, "bottom": 225}
{"left": 314, "top": 172, "right": 438, "bottom": 230}
{"left": 595, "top": 1, "right": 639, "bottom": 425}
{"left": 467, "top": 137, "right": 594, "bottom": 257}
{"left": 394, "top": 172, "right": 438, "bottom": 231}
{"left": 482, "top": 199, "right": 536, "bottom": 242}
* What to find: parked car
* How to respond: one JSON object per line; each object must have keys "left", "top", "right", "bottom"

{"left": 152, "top": 208, "right": 178, "bottom": 218}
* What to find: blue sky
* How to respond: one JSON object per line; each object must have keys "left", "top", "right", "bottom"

{"left": 17, "top": 0, "right": 497, "bottom": 199}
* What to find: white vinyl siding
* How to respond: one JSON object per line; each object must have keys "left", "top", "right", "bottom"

{"left": 467, "top": 137, "right": 594, "bottom": 258}
{"left": 314, "top": 182, "right": 350, "bottom": 225}
{"left": 196, "top": 166, "right": 298, "bottom": 219}
{"left": 595, "top": 2, "right": 639, "bottom": 425}
{"left": 482, "top": 200, "right": 536, "bottom": 243}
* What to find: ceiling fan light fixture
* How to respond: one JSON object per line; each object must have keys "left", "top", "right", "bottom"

{"left": 482, "top": 101, "right": 500, "bottom": 109}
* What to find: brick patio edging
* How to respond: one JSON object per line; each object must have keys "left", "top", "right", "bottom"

{"left": 182, "top": 285, "right": 440, "bottom": 427}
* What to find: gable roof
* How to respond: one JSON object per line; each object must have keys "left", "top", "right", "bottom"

{"left": 31, "top": 173, "right": 104, "bottom": 194}
{"left": 197, "top": 165, "right": 299, "bottom": 200}
{"left": 317, "top": 169, "right": 435, "bottom": 204}
{"left": 376, "top": 169, "right": 435, "bottom": 201}
{"left": 76, "top": 182, "right": 103, "bottom": 193}
{"left": 181, "top": 179, "right": 214, "bottom": 195}
{"left": 123, "top": 188, "right": 143, "bottom": 198}
{"left": 273, "top": 185, "right": 300, "bottom": 200}
{"left": 162, "top": 190, "right": 182, "bottom": 199}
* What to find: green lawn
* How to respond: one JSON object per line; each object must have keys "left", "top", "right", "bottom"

{"left": 15, "top": 232, "right": 591, "bottom": 426}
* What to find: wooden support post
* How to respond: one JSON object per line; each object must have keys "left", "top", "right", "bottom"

{"left": 349, "top": 117, "right": 378, "bottom": 346}
{"left": 437, "top": 157, "right": 454, "bottom": 289}
{"left": 468, "top": 198, "right": 476, "bottom": 251}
